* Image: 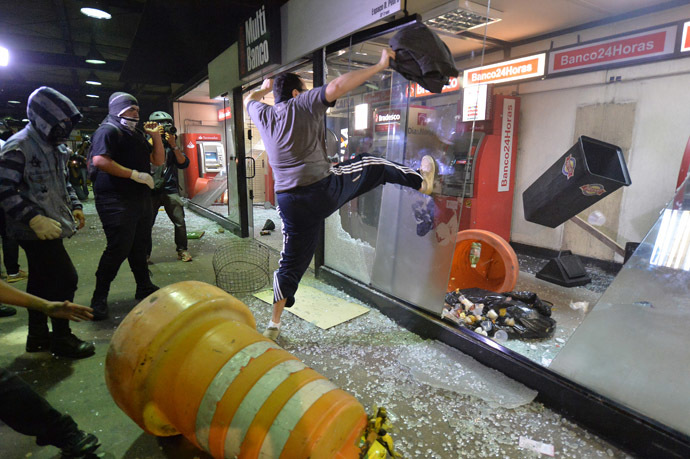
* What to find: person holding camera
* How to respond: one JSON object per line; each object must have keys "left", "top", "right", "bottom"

{"left": 145, "top": 111, "right": 192, "bottom": 263}
{"left": 88, "top": 92, "right": 165, "bottom": 320}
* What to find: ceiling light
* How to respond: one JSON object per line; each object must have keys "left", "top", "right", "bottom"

{"left": 80, "top": 5, "right": 112, "bottom": 20}
{"left": 85, "top": 42, "right": 106, "bottom": 65}
{"left": 8, "top": 100, "right": 21, "bottom": 104}
{"left": 0, "top": 46, "right": 8, "bottom": 67}
{"left": 85, "top": 72, "right": 101, "bottom": 85}
{"left": 422, "top": 0, "right": 502, "bottom": 35}
{"left": 86, "top": 94, "right": 100, "bottom": 98}
{"left": 22, "top": 118, "right": 29, "bottom": 123}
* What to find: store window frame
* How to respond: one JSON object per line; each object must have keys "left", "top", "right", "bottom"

{"left": 314, "top": 15, "right": 690, "bottom": 459}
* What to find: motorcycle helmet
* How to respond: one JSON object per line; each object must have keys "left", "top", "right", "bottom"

{"left": 149, "top": 111, "right": 173, "bottom": 124}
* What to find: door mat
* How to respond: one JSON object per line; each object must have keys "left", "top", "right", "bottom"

{"left": 253, "top": 285, "right": 369, "bottom": 329}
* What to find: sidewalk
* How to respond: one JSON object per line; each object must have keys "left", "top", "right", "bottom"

{"left": 0, "top": 200, "right": 628, "bottom": 458}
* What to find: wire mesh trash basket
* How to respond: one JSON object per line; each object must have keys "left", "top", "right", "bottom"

{"left": 213, "top": 239, "right": 271, "bottom": 293}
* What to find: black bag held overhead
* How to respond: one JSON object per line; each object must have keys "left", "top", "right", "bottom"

{"left": 389, "top": 21, "right": 459, "bottom": 93}
{"left": 522, "top": 136, "right": 631, "bottom": 228}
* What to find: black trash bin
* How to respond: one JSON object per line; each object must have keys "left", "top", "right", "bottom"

{"left": 523, "top": 136, "right": 631, "bottom": 228}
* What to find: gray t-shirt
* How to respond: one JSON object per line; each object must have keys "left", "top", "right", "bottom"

{"left": 247, "top": 85, "right": 336, "bottom": 192}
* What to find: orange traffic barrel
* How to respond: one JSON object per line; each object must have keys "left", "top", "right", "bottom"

{"left": 105, "top": 281, "right": 366, "bottom": 458}
{"left": 447, "top": 229, "right": 519, "bottom": 293}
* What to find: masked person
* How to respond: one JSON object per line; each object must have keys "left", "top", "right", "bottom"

{"left": 145, "top": 111, "right": 192, "bottom": 263}
{"left": 244, "top": 49, "right": 436, "bottom": 341}
{"left": 0, "top": 87, "right": 95, "bottom": 358}
{"left": 88, "top": 92, "right": 165, "bottom": 320}
{"left": 0, "top": 280, "right": 100, "bottom": 457}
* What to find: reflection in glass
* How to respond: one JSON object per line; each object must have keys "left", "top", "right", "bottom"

{"left": 650, "top": 209, "right": 690, "bottom": 271}
{"left": 550, "top": 177, "right": 690, "bottom": 437}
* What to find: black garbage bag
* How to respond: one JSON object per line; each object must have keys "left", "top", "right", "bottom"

{"left": 445, "top": 288, "right": 556, "bottom": 340}
{"left": 503, "top": 291, "right": 552, "bottom": 317}
{"left": 262, "top": 219, "right": 276, "bottom": 231}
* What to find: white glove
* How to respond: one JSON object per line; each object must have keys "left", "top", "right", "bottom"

{"left": 29, "top": 215, "right": 62, "bottom": 240}
{"left": 130, "top": 170, "right": 154, "bottom": 189}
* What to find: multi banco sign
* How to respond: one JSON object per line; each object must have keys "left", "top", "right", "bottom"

{"left": 238, "top": 3, "right": 281, "bottom": 79}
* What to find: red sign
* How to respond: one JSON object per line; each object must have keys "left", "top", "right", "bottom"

{"left": 217, "top": 107, "right": 232, "bottom": 121}
{"left": 464, "top": 55, "right": 545, "bottom": 86}
{"left": 682, "top": 21, "right": 690, "bottom": 52}
{"left": 413, "top": 77, "right": 460, "bottom": 97}
{"left": 548, "top": 26, "right": 676, "bottom": 74}
{"left": 196, "top": 134, "right": 222, "bottom": 141}
{"left": 374, "top": 109, "right": 400, "bottom": 132}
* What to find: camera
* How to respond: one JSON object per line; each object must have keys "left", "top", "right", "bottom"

{"left": 161, "top": 124, "right": 177, "bottom": 135}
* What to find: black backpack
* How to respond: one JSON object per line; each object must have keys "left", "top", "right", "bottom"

{"left": 87, "top": 121, "right": 121, "bottom": 182}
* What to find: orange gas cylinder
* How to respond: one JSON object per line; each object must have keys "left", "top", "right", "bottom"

{"left": 105, "top": 280, "right": 366, "bottom": 459}
{"left": 447, "top": 229, "right": 519, "bottom": 293}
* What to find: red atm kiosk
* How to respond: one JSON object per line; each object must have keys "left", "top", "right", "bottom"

{"left": 440, "top": 94, "right": 520, "bottom": 242}
{"left": 181, "top": 133, "right": 225, "bottom": 198}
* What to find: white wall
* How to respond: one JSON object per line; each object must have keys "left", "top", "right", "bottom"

{"left": 466, "top": 6, "right": 690, "bottom": 261}
{"left": 173, "top": 102, "right": 223, "bottom": 136}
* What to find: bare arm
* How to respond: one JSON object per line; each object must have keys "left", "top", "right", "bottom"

{"left": 324, "top": 48, "right": 395, "bottom": 103}
{"left": 0, "top": 281, "right": 93, "bottom": 321}
{"left": 244, "top": 79, "right": 273, "bottom": 107}
{"left": 93, "top": 155, "right": 134, "bottom": 178}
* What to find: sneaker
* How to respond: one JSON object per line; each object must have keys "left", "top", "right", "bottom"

{"left": 135, "top": 284, "right": 160, "bottom": 301}
{"left": 177, "top": 250, "right": 193, "bottom": 262}
{"left": 56, "top": 430, "right": 100, "bottom": 458}
{"left": 263, "top": 326, "right": 281, "bottom": 341}
{"left": 418, "top": 155, "right": 436, "bottom": 195}
{"left": 0, "top": 305, "right": 17, "bottom": 317}
{"left": 51, "top": 333, "right": 96, "bottom": 359}
{"left": 7, "top": 269, "right": 28, "bottom": 283}
{"left": 26, "top": 332, "right": 51, "bottom": 352}
{"left": 90, "top": 295, "right": 108, "bottom": 321}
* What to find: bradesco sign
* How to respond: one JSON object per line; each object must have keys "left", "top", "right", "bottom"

{"left": 548, "top": 25, "right": 676, "bottom": 74}
{"left": 463, "top": 54, "right": 545, "bottom": 87}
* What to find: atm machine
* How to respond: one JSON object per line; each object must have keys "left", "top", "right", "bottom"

{"left": 370, "top": 92, "right": 520, "bottom": 315}
{"left": 441, "top": 94, "right": 520, "bottom": 242}
{"left": 181, "top": 133, "right": 226, "bottom": 199}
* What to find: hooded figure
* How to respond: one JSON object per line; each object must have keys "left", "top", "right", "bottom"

{"left": 107, "top": 91, "right": 139, "bottom": 131}
{"left": 0, "top": 87, "right": 83, "bottom": 240}
{"left": 0, "top": 87, "right": 95, "bottom": 360}
{"left": 26, "top": 86, "right": 82, "bottom": 144}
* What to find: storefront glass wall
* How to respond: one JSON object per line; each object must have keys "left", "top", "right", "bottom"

{"left": 318, "top": 18, "right": 690, "bottom": 447}
{"left": 323, "top": 36, "right": 463, "bottom": 310}
{"left": 173, "top": 82, "right": 239, "bottom": 228}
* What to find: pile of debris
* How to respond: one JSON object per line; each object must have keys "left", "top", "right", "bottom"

{"left": 442, "top": 288, "right": 556, "bottom": 341}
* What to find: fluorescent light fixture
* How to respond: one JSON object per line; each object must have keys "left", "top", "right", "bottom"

{"left": 8, "top": 100, "right": 21, "bottom": 104}
{"left": 85, "top": 42, "right": 106, "bottom": 65}
{"left": 85, "top": 72, "right": 101, "bottom": 85}
{"left": 354, "top": 103, "right": 368, "bottom": 131}
{"left": 21, "top": 118, "right": 29, "bottom": 123}
{"left": 422, "top": 0, "right": 502, "bottom": 34}
{"left": 0, "top": 46, "right": 8, "bottom": 66}
{"left": 86, "top": 94, "right": 100, "bottom": 98}
{"left": 80, "top": 7, "right": 112, "bottom": 20}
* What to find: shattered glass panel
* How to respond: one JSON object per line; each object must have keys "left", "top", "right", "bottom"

{"left": 551, "top": 176, "right": 690, "bottom": 437}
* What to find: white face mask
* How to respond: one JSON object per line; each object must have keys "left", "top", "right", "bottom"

{"left": 119, "top": 116, "right": 139, "bottom": 131}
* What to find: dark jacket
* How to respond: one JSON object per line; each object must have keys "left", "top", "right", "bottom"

{"left": 152, "top": 142, "right": 189, "bottom": 195}
{"left": 389, "top": 21, "right": 459, "bottom": 93}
